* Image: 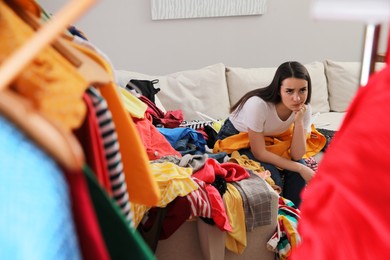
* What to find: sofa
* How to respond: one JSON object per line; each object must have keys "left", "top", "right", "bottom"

{"left": 115, "top": 60, "right": 384, "bottom": 260}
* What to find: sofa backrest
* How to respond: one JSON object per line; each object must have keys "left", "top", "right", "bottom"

{"left": 115, "top": 60, "right": 386, "bottom": 122}
{"left": 115, "top": 63, "right": 231, "bottom": 121}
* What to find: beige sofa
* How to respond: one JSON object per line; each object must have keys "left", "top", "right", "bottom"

{"left": 115, "top": 60, "right": 383, "bottom": 260}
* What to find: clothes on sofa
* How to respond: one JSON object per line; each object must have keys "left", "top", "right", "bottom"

{"left": 133, "top": 114, "right": 182, "bottom": 161}
{"left": 158, "top": 127, "right": 207, "bottom": 155}
{"left": 139, "top": 95, "right": 184, "bottom": 128}
{"left": 132, "top": 162, "right": 198, "bottom": 227}
{"left": 187, "top": 178, "right": 213, "bottom": 219}
{"left": 267, "top": 197, "right": 301, "bottom": 260}
{"left": 224, "top": 183, "right": 247, "bottom": 254}
{"left": 232, "top": 171, "right": 273, "bottom": 231}
{"left": 228, "top": 151, "right": 282, "bottom": 194}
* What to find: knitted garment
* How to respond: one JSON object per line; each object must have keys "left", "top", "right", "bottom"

{"left": 0, "top": 116, "right": 81, "bottom": 260}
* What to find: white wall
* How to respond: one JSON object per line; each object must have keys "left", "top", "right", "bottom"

{"left": 39, "top": 0, "right": 388, "bottom": 75}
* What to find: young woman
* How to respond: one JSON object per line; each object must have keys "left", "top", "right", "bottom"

{"left": 216, "top": 61, "right": 314, "bottom": 207}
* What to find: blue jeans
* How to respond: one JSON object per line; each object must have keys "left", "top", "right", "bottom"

{"left": 217, "top": 119, "right": 306, "bottom": 207}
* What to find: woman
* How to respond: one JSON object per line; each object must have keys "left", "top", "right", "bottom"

{"left": 216, "top": 61, "right": 314, "bottom": 207}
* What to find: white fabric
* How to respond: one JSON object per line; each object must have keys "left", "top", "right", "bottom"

{"left": 226, "top": 61, "right": 330, "bottom": 114}
{"left": 229, "top": 96, "right": 312, "bottom": 135}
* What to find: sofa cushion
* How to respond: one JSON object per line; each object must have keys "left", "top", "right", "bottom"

{"left": 115, "top": 63, "right": 230, "bottom": 121}
{"left": 226, "top": 61, "right": 330, "bottom": 114}
{"left": 325, "top": 60, "right": 361, "bottom": 112}
{"left": 325, "top": 60, "right": 386, "bottom": 112}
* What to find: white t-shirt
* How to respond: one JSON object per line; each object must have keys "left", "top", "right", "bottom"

{"left": 229, "top": 96, "right": 312, "bottom": 135}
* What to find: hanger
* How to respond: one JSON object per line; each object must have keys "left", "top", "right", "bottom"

{"left": 0, "top": 0, "right": 97, "bottom": 171}
{"left": 6, "top": 0, "right": 111, "bottom": 87}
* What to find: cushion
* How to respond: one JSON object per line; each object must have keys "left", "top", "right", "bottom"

{"left": 115, "top": 63, "right": 230, "bottom": 121}
{"left": 226, "top": 61, "right": 330, "bottom": 114}
{"left": 325, "top": 60, "right": 386, "bottom": 112}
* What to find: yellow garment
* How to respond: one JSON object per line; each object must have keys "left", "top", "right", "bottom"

{"left": 132, "top": 162, "right": 198, "bottom": 227}
{"left": 228, "top": 151, "right": 282, "bottom": 194}
{"left": 118, "top": 87, "right": 147, "bottom": 119}
{"left": 224, "top": 183, "right": 247, "bottom": 254}
{"left": 72, "top": 41, "right": 161, "bottom": 206}
{"left": 0, "top": 1, "right": 88, "bottom": 130}
{"left": 214, "top": 124, "right": 326, "bottom": 160}
{"left": 229, "top": 151, "right": 266, "bottom": 173}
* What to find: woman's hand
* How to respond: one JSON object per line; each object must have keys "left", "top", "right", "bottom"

{"left": 294, "top": 104, "right": 307, "bottom": 123}
{"left": 298, "top": 163, "right": 315, "bottom": 183}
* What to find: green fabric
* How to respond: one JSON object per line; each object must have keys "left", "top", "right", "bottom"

{"left": 83, "top": 165, "right": 155, "bottom": 260}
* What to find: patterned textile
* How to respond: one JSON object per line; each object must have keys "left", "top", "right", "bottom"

{"left": 87, "top": 87, "right": 134, "bottom": 226}
{"left": 304, "top": 157, "right": 318, "bottom": 172}
{"left": 0, "top": 116, "right": 81, "bottom": 260}
{"left": 186, "top": 177, "right": 212, "bottom": 218}
{"left": 180, "top": 119, "right": 214, "bottom": 130}
{"left": 267, "top": 197, "right": 301, "bottom": 260}
{"left": 232, "top": 171, "right": 273, "bottom": 231}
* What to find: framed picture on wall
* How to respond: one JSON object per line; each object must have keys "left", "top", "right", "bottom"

{"left": 151, "top": 0, "right": 268, "bottom": 20}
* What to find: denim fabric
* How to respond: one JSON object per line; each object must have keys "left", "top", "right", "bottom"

{"left": 216, "top": 118, "right": 239, "bottom": 140}
{"left": 207, "top": 152, "right": 228, "bottom": 163}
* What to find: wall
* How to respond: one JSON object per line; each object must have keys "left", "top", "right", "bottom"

{"left": 38, "top": 0, "right": 388, "bottom": 75}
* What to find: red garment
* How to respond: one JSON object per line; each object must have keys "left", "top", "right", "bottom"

{"left": 143, "top": 196, "right": 191, "bottom": 240}
{"left": 139, "top": 95, "right": 183, "bottom": 128}
{"left": 193, "top": 158, "right": 249, "bottom": 183}
{"left": 64, "top": 168, "right": 110, "bottom": 260}
{"left": 291, "top": 64, "right": 390, "bottom": 259}
{"left": 74, "top": 93, "right": 112, "bottom": 195}
{"left": 133, "top": 114, "right": 182, "bottom": 160}
{"left": 220, "top": 162, "right": 250, "bottom": 182}
{"left": 192, "top": 158, "right": 251, "bottom": 232}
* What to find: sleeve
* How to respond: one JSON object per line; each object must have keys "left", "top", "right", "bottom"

{"left": 242, "top": 97, "right": 268, "bottom": 132}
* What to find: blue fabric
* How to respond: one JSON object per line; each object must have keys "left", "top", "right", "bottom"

{"left": 158, "top": 127, "right": 206, "bottom": 154}
{"left": 0, "top": 116, "right": 81, "bottom": 260}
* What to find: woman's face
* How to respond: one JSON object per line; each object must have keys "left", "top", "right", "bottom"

{"left": 280, "top": 77, "right": 308, "bottom": 112}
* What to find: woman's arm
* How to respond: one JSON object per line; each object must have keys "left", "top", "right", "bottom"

{"left": 249, "top": 129, "right": 314, "bottom": 182}
{"left": 290, "top": 105, "right": 308, "bottom": 160}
